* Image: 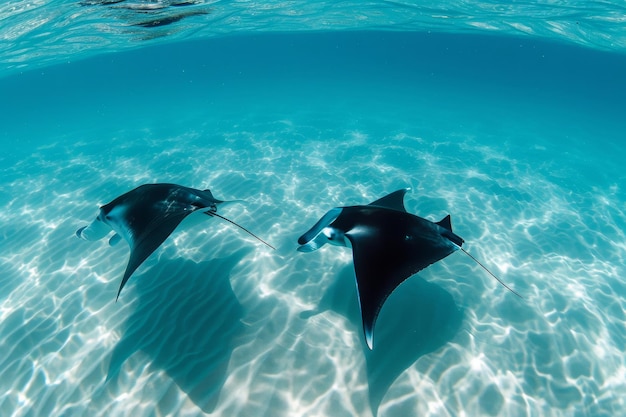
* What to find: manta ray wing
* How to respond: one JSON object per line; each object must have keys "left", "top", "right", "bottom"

{"left": 116, "top": 210, "right": 191, "bottom": 301}
{"left": 341, "top": 207, "right": 460, "bottom": 349}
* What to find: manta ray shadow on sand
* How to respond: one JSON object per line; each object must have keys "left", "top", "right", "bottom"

{"left": 301, "top": 265, "right": 463, "bottom": 415}
{"left": 105, "top": 248, "right": 251, "bottom": 414}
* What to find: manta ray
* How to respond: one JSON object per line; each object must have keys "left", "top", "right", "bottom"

{"left": 297, "top": 188, "right": 521, "bottom": 349}
{"left": 76, "top": 183, "right": 274, "bottom": 300}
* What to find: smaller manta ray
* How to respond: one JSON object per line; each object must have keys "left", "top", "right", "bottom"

{"left": 77, "top": 183, "right": 274, "bottom": 301}
{"left": 297, "top": 188, "right": 521, "bottom": 350}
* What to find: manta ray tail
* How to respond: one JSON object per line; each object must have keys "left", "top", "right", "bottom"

{"left": 459, "top": 247, "right": 523, "bottom": 299}
{"left": 205, "top": 211, "right": 276, "bottom": 250}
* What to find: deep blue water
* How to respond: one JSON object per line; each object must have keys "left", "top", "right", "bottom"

{"left": 1, "top": 16, "right": 626, "bottom": 417}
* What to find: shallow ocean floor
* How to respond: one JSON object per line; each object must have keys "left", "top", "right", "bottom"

{"left": 1, "top": 32, "right": 626, "bottom": 417}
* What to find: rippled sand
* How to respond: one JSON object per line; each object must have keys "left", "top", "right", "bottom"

{"left": 1, "top": 105, "right": 624, "bottom": 417}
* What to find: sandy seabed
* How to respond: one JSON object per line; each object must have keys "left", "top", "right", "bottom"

{"left": 1, "top": 109, "right": 625, "bottom": 417}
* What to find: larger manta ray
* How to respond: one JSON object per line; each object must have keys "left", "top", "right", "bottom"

{"left": 76, "top": 183, "right": 274, "bottom": 300}
{"left": 297, "top": 188, "right": 521, "bottom": 349}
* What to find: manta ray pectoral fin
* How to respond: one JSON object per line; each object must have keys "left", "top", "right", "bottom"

{"left": 116, "top": 212, "right": 190, "bottom": 301}
{"left": 346, "top": 209, "right": 461, "bottom": 349}
{"left": 349, "top": 231, "right": 399, "bottom": 351}
{"left": 349, "top": 237, "right": 420, "bottom": 350}
{"left": 368, "top": 188, "right": 410, "bottom": 212}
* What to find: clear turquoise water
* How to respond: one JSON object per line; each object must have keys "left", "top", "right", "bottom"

{"left": 1, "top": 2, "right": 626, "bottom": 417}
